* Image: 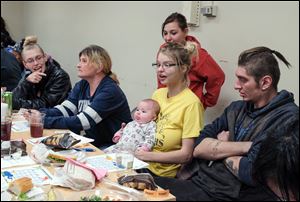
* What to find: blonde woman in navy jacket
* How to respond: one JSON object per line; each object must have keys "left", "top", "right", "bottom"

{"left": 41, "top": 45, "right": 132, "bottom": 148}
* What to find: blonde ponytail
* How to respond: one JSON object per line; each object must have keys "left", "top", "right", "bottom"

{"left": 23, "top": 36, "right": 38, "bottom": 47}
{"left": 109, "top": 71, "right": 120, "bottom": 85}
{"left": 21, "top": 35, "right": 44, "bottom": 58}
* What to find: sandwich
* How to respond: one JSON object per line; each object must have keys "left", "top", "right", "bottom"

{"left": 46, "top": 153, "right": 76, "bottom": 164}
{"left": 8, "top": 177, "right": 33, "bottom": 195}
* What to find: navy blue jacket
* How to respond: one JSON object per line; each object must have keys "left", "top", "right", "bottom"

{"left": 42, "top": 76, "right": 132, "bottom": 148}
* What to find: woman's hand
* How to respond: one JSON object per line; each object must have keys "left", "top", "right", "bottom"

{"left": 134, "top": 148, "right": 149, "bottom": 161}
{"left": 21, "top": 108, "right": 40, "bottom": 121}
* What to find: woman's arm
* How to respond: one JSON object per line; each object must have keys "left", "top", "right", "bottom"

{"left": 199, "top": 51, "right": 225, "bottom": 108}
{"left": 135, "top": 138, "right": 195, "bottom": 164}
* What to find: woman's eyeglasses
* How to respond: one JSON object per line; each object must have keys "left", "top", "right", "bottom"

{"left": 24, "top": 55, "right": 44, "bottom": 65}
{"left": 152, "top": 63, "right": 177, "bottom": 70}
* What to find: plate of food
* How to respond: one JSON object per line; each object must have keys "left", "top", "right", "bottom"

{"left": 3, "top": 177, "right": 61, "bottom": 201}
{"left": 63, "top": 189, "right": 141, "bottom": 201}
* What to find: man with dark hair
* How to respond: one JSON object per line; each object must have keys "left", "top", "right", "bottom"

{"left": 153, "top": 46, "right": 299, "bottom": 201}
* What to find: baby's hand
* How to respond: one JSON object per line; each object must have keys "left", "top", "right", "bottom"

{"left": 120, "top": 122, "right": 126, "bottom": 130}
{"left": 134, "top": 149, "right": 148, "bottom": 161}
{"left": 112, "top": 123, "right": 127, "bottom": 143}
{"left": 112, "top": 131, "right": 122, "bottom": 143}
{"left": 138, "top": 145, "right": 150, "bottom": 152}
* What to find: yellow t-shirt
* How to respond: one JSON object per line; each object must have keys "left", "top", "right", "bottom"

{"left": 150, "top": 88, "right": 204, "bottom": 177}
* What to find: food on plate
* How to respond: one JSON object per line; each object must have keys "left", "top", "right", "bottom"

{"left": 17, "top": 192, "right": 30, "bottom": 201}
{"left": 41, "top": 133, "right": 80, "bottom": 149}
{"left": 47, "top": 187, "right": 56, "bottom": 201}
{"left": 144, "top": 188, "right": 170, "bottom": 197}
{"left": 80, "top": 194, "right": 123, "bottom": 201}
{"left": 65, "top": 189, "right": 139, "bottom": 201}
{"left": 80, "top": 195, "right": 102, "bottom": 201}
{"left": 8, "top": 177, "right": 33, "bottom": 195}
{"left": 46, "top": 153, "right": 76, "bottom": 163}
{"left": 117, "top": 173, "right": 157, "bottom": 190}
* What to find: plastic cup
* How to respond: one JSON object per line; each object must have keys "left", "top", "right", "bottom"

{"left": 29, "top": 112, "right": 46, "bottom": 138}
{"left": 116, "top": 151, "right": 134, "bottom": 169}
{"left": 1, "top": 116, "right": 12, "bottom": 141}
{"left": 1, "top": 103, "right": 8, "bottom": 118}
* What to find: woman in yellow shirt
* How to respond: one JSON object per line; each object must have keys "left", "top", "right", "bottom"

{"left": 135, "top": 42, "right": 204, "bottom": 177}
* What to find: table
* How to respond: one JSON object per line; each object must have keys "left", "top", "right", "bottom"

{"left": 3, "top": 127, "right": 176, "bottom": 201}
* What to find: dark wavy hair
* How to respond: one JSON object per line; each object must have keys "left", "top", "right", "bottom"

{"left": 253, "top": 115, "right": 299, "bottom": 201}
{"left": 238, "top": 46, "right": 291, "bottom": 91}
{"left": 1, "top": 16, "right": 16, "bottom": 48}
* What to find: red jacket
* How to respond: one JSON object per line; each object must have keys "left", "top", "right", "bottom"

{"left": 157, "top": 36, "right": 225, "bottom": 109}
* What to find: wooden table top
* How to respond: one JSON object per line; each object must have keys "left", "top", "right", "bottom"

{"left": 2, "top": 124, "right": 175, "bottom": 201}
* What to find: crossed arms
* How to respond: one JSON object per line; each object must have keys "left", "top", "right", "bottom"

{"left": 193, "top": 131, "right": 252, "bottom": 177}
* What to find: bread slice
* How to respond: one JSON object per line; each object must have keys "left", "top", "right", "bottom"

{"left": 8, "top": 177, "right": 33, "bottom": 195}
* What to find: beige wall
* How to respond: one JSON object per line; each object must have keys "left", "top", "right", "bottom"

{"left": 2, "top": 1, "right": 299, "bottom": 124}
{"left": 1, "top": 1, "right": 24, "bottom": 42}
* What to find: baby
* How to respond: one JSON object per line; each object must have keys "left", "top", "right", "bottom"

{"left": 104, "top": 99, "right": 160, "bottom": 153}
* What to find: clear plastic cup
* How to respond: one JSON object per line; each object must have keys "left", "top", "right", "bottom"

{"left": 116, "top": 151, "right": 134, "bottom": 169}
{"left": 29, "top": 112, "right": 46, "bottom": 138}
{"left": 1, "top": 116, "right": 12, "bottom": 141}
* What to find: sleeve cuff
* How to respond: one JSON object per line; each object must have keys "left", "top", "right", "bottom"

{"left": 239, "top": 157, "right": 255, "bottom": 186}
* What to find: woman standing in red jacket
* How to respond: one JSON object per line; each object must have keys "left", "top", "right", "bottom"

{"left": 158, "top": 12, "right": 225, "bottom": 109}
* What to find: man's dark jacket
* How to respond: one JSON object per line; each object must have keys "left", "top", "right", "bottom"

{"left": 1, "top": 48, "right": 23, "bottom": 91}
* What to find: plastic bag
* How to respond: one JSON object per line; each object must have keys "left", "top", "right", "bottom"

{"left": 41, "top": 133, "right": 80, "bottom": 149}
{"left": 31, "top": 143, "right": 51, "bottom": 164}
{"left": 1, "top": 140, "right": 27, "bottom": 158}
{"left": 52, "top": 160, "right": 96, "bottom": 191}
{"left": 31, "top": 143, "right": 87, "bottom": 165}
{"left": 117, "top": 173, "right": 158, "bottom": 190}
